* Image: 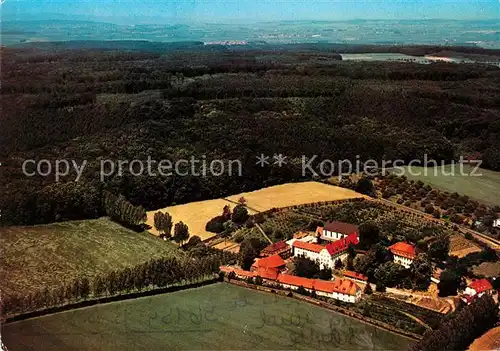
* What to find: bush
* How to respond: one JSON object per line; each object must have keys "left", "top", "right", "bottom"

{"left": 376, "top": 281, "right": 386, "bottom": 292}
{"left": 232, "top": 205, "right": 249, "bottom": 223}
{"left": 206, "top": 215, "right": 226, "bottom": 233}
{"left": 425, "top": 205, "right": 435, "bottom": 214}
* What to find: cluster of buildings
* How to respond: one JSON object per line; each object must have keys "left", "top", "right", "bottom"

{"left": 287, "top": 221, "right": 360, "bottom": 269}
{"left": 221, "top": 217, "right": 497, "bottom": 310}
{"left": 461, "top": 278, "right": 495, "bottom": 305}
{"left": 221, "top": 221, "right": 368, "bottom": 303}
{"left": 220, "top": 263, "right": 362, "bottom": 303}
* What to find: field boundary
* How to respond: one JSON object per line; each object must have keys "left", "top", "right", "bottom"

{"left": 4, "top": 276, "right": 221, "bottom": 325}
{"left": 226, "top": 279, "right": 422, "bottom": 341}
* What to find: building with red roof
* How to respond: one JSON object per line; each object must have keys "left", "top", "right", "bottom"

{"left": 277, "top": 274, "right": 361, "bottom": 303}
{"left": 261, "top": 241, "right": 291, "bottom": 258}
{"left": 292, "top": 233, "right": 358, "bottom": 270}
{"left": 220, "top": 266, "right": 255, "bottom": 279}
{"left": 320, "top": 221, "right": 359, "bottom": 242}
{"left": 389, "top": 242, "right": 416, "bottom": 268}
{"left": 255, "top": 267, "right": 280, "bottom": 281}
{"left": 220, "top": 267, "right": 362, "bottom": 303}
{"left": 277, "top": 274, "right": 315, "bottom": 290}
{"left": 462, "top": 278, "right": 494, "bottom": 304}
{"left": 343, "top": 270, "right": 368, "bottom": 283}
{"left": 251, "top": 254, "right": 286, "bottom": 272}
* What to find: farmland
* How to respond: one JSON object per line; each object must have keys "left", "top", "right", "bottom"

{"left": 0, "top": 218, "right": 178, "bottom": 300}
{"left": 2, "top": 283, "right": 414, "bottom": 350}
{"left": 468, "top": 326, "right": 500, "bottom": 351}
{"left": 233, "top": 198, "right": 453, "bottom": 246}
{"left": 449, "top": 234, "right": 482, "bottom": 258}
{"left": 146, "top": 182, "right": 365, "bottom": 240}
{"left": 225, "top": 182, "right": 366, "bottom": 213}
{"left": 146, "top": 198, "right": 232, "bottom": 240}
{"left": 397, "top": 165, "right": 500, "bottom": 206}
{"left": 472, "top": 261, "right": 500, "bottom": 277}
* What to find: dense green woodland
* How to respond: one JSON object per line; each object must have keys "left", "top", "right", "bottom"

{"left": 1, "top": 45, "right": 500, "bottom": 225}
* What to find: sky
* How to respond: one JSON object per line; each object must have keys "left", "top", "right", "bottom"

{"left": 1, "top": 0, "right": 499, "bottom": 23}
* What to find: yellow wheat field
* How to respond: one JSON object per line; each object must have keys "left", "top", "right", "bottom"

{"left": 146, "top": 181, "right": 365, "bottom": 240}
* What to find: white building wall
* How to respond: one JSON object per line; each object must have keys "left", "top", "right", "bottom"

{"left": 319, "top": 249, "right": 332, "bottom": 269}
{"left": 393, "top": 255, "right": 413, "bottom": 268}
{"left": 322, "top": 229, "right": 347, "bottom": 241}
{"left": 493, "top": 219, "right": 500, "bottom": 228}
{"left": 294, "top": 248, "right": 319, "bottom": 261}
{"left": 316, "top": 290, "right": 330, "bottom": 298}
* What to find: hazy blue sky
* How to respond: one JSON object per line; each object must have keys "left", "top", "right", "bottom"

{"left": 2, "top": 0, "right": 499, "bottom": 23}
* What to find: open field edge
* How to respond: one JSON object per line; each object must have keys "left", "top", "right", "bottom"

{"left": 3, "top": 276, "right": 220, "bottom": 324}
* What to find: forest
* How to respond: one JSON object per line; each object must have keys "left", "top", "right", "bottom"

{"left": 1, "top": 44, "right": 500, "bottom": 226}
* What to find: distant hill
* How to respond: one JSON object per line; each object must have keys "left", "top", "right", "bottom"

{"left": 10, "top": 40, "right": 500, "bottom": 57}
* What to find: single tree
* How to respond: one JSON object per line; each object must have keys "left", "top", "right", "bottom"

{"left": 173, "top": 221, "right": 189, "bottom": 246}
{"left": 355, "top": 178, "right": 375, "bottom": 196}
{"left": 294, "top": 256, "right": 320, "bottom": 278}
{"left": 358, "top": 221, "right": 381, "bottom": 249}
{"left": 240, "top": 244, "right": 257, "bottom": 270}
{"left": 232, "top": 204, "right": 249, "bottom": 223}
{"left": 428, "top": 234, "right": 450, "bottom": 263}
{"left": 438, "top": 270, "right": 463, "bottom": 297}
{"left": 364, "top": 284, "right": 373, "bottom": 295}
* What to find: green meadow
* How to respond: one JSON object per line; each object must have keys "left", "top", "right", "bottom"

{"left": 2, "top": 283, "right": 414, "bottom": 350}
{"left": 396, "top": 165, "right": 500, "bottom": 206}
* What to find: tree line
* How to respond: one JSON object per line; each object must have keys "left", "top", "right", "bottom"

{"left": 103, "top": 190, "right": 146, "bottom": 229}
{"left": 2, "top": 48, "right": 500, "bottom": 227}
{"left": 2, "top": 252, "right": 235, "bottom": 317}
{"left": 411, "top": 294, "right": 498, "bottom": 351}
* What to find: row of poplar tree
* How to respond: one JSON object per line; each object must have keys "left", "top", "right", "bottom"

{"left": 3, "top": 254, "right": 231, "bottom": 317}
{"left": 103, "top": 191, "right": 146, "bottom": 227}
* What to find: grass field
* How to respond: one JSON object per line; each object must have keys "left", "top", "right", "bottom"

{"left": 0, "top": 218, "right": 178, "bottom": 299}
{"left": 2, "top": 283, "right": 414, "bottom": 351}
{"left": 147, "top": 182, "right": 364, "bottom": 240}
{"left": 397, "top": 165, "right": 500, "bottom": 206}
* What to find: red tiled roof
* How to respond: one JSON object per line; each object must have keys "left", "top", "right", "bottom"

{"left": 389, "top": 242, "right": 416, "bottom": 259}
{"left": 262, "top": 241, "right": 290, "bottom": 254}
{"left": 292, "top": 240, "right": 324, "bottom": 253}
{"left": 313, "top": 279, "right": 337, "bottom": 293}
{"left": 276, "top": 274, "right": 360, "bottom": 296}
{"left": 294, "top": 231, "right": 310, "bottom": 239}
{"left": 469, "top": 279, "right": 493, "bottom": 294}
{"left": 221, "top": 266, "right": 361, "bottom": 296}
{"left": 324, "top": 221, "right": 359, "bottom": 235}
{"left": 344, "top": 270, "right": 368, "bottom": 281}
{"left": 255, "top": 267, "right": 279, "bottom": 280}
{"left": 325, "top": 233, "right": 359, "bottom": 256}
{"left": 252, "top": 254, "right": 286, "bottom": 269}
{"left": 220, "top": 266, "right": 255, "bottom": 278}
{"left": 331, "top": 279, "right": 361, "bottom": 296}
{"left": 277, "top": 273, "right": 315, "bottom": 290}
